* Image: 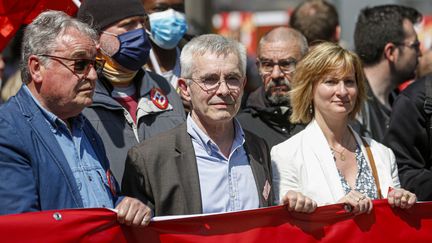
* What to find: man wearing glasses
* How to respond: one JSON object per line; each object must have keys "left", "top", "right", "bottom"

{"left": 237, "top": 27, "right": 309, "bottom": 148}
{"left": 0, "top": 11, "right": 152, "bottom": 226}
{"left": 353, "top": 4, "right": 422, "bottom": 142}
{"left": 122, "top": 34, "right": 315, "bottom": 216}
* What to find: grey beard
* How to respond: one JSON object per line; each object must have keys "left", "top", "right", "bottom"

{"left": 267, "top": 93, "right": 290, "bottom": 106}
{"left": 265, "top": 78, "right": 291, "bottom": 106}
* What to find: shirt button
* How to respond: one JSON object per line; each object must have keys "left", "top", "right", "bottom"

{"left": 88, "top": 176, "right": 92, "bottom": 181}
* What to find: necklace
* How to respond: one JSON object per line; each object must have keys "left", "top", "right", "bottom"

{"left": 330, "top": 132, "right": 352, "bottom": 161}
{"left": 331, "top": 147, "right": 347, "bottom": 161}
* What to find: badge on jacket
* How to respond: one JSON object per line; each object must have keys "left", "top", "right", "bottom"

{"left": 150, "top": 88, "right": 169, "bottom": 110}
{"left": 106, "top": 169, "right": 117, "bottom": 197}
{"left": 263, "top": 180, "right": 271, "bottom": 201}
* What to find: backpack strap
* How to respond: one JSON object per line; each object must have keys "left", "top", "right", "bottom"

{"left": 424, "top": 76, "right": 432, "bottom": 149}
{"left": 361, "top": 137, "right": 383, "bottom": 199}
{"left": 424, "top": 76, "right": 432, "bottom": 115}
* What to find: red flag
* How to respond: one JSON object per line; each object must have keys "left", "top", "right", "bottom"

{"left": 0, "top": 0, "right": 78, "bottom": 51}
{"left": 1, "top": 200, "right": 432, "bottom": 242}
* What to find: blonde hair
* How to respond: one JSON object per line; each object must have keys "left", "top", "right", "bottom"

{"left": 290, "top": 42, "right": 366, "bottom": 124}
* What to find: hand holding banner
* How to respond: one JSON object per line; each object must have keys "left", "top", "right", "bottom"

{"left": 1, "top": 200, "right": 432, "bottom": 242}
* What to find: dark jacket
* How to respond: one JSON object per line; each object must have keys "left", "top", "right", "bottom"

{"left": 358, "top": 82, "right": 392, "bottom": 142}
{"left": 83, "top": 70, "right": 185, "bottom": 182}
{"left": 122, "top": 122, "right": 274, "bottom": 216}
{"left": 0, "top": 87, "right": 121, "bottom": 214}
{"left": 237, "top": 87, "right": 305, "bottom": 148}
{"left": 383, "top": 75, "right": 432, "bottom": 200}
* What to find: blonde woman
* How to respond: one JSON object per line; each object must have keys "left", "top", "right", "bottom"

{"left": 272, "top": 42, "right": 416, "bottom": 215}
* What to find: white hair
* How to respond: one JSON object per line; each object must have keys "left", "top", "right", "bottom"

{"left": 21, "top": 10, "right": 98, "bottom": 83}
{"left": 180, "top": 34, "right": 247, "bottom": 82}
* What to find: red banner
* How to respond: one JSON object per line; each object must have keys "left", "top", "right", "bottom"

{"left": 1, "top": 200, "right": 432, "bottom": 242}
{"left": 0, "top": 0, "right": 78, "bottom": 51}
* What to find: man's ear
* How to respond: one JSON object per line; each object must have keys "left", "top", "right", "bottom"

{"left": 383, "top": 42, "right": 398, "bottom": 62}
{"left": 333, "top": 25, "right": 341, "bottom": 43}
{"left": 28, "top": 55, "right": 43, "bottom": 83}
{"left": 178, "top": 78, "right": 191, "bottom": 102}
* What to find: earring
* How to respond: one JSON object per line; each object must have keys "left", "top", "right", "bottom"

{"left": 309, "top": 104, "right": 313, "bottom": 114}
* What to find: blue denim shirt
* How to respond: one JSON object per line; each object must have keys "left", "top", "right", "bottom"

{"left": 187, "top": 115, "right": 259, "bottom": 214}
{"left": 23, "top": 86, "right": 113, "bottom": 208}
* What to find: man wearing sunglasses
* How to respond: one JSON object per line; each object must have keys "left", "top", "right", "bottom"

{"left": 353, "top": 4, "right": 422, "bottom": 142}
{"left": 0, "top": 10, "right": 152, "bottom": 226}
{"left": 237, "top": 27, "right": 308, "bottom": 149}
{"left": 78, "top": 0, "right": 185, "bottom": 184}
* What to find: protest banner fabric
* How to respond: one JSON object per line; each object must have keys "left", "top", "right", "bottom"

{"left": 1, "top": 200, "right": 431, "bottom": 242}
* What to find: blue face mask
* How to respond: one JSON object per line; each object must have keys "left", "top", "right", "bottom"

{"left": 149, "top": 9, "right": 188, "bottom": 50}
{"left": 103, "top": 28, "right": 151, "bottom": 71}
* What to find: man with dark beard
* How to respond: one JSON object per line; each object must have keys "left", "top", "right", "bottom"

{"left": 237, "top": 27, "right": 308, "bottom": 148}
{"left": 354, "top": 5, "right": 422, "bottom": 142}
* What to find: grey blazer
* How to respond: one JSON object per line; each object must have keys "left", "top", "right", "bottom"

{"left": 122, "top": 122, "right": 274, "bottom": 216}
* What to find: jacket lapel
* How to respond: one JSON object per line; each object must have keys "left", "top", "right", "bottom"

{"left": 174, "top": 123, "right": 203, "bottom": 214}
{"left": 305, "top": 120, "right": 345, "bottom": 202}
{"left": 17, "top": 87, "right": 83, "bottom": 208}
{"left": 247, "top": 149, "right": 268, "bottom": 207}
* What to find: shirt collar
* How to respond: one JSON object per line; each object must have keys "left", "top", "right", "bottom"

{"left": 186, "top": 114, "right": 245, "bottom": 155}
{"left": 187, "top": 114, "right": 211, "bottom": 150}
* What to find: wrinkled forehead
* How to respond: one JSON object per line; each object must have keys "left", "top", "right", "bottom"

{"left": 52, "top": 28, "right": 98, "bottom": 57}
{"left": 192, "top": 51, "right": 242, "bottom": 76}
{"left": 259, "top": 40, "right": 303, "bottom": 60}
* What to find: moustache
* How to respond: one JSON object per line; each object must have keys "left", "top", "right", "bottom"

{"left": 208, "top": 97, "right": 236, "bottom": 105}
{"left": 266, "top": 77, "right": 291, "bottom": 90}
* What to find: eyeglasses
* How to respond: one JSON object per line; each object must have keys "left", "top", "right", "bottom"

{"left": 395, "top": 40, "right": 421, "bottom": 52}
{"left": 37, "top": 54, "right": 105, "bottom": 77}
{"left": 258, "top": 58, "right": 297, "bottom": 75}
{"left": 188, "top": 75, "right": 244, "bottom": 92}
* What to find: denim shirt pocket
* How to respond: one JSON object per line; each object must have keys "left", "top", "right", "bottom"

{"left": 96, "top": 169, "right": 117, "bottom": 205}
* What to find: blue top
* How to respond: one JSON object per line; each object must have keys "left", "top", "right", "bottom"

{"left": 0, "top": 85, "right": 121, "bottom": 215}
{"left": 24, "top": 86, "right": 114, "bottom": 208}
{"left": 336, "top": 144, "right": 378, "bottom": 199}
{"left": 187, "top": 115, "right": 259, "bottom": 213}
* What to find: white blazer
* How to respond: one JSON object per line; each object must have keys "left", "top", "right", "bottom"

{"left": 271, "top": 119, "right": 400, "bottom": 206}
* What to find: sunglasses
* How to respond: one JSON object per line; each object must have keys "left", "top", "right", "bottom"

{"left": 37, "top": 54, "right": 105, "bottom": 76}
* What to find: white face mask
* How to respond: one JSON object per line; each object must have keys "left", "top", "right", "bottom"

{"left": 148, "top": 9, "right": 188, "bottom": 50}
